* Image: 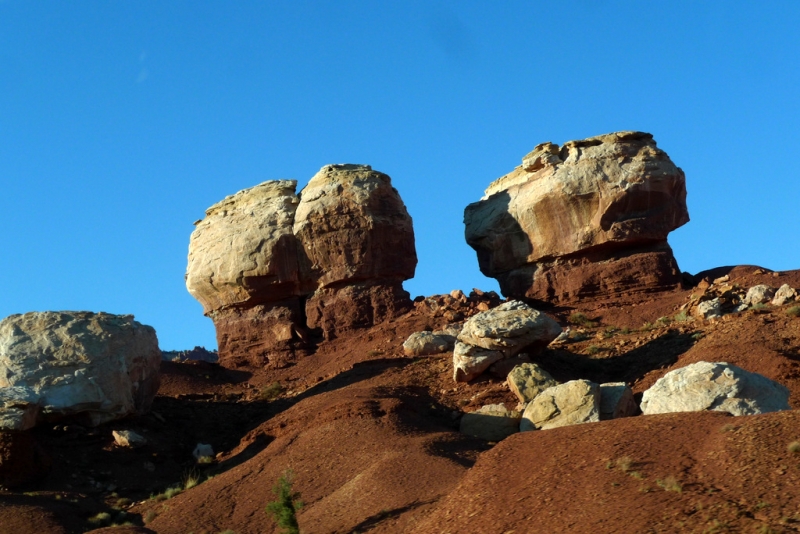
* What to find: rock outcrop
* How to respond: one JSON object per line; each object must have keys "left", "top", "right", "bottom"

{"left": 186, "top": 165, "right": 417, "bottom": 366}
{"left": 640, "top": 361, "right": 791, "bottom": 416}
{"left": 0, "top": 312, "right": 161, "bottom": 430}
{"left": 453, "top": 301, "right": 561, "bottom": 382}
{"left": 464, "top": 131, "right": 689, "bottom": 304}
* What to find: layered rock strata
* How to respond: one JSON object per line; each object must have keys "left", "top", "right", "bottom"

{"left": 464, "top": 131, "right": 689, "bottom": 304}
{"left": 186, "top": 165, "right": 416, "bottom": 366}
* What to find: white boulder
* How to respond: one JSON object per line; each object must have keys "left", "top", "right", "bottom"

{"left": 0, "top": 311, "right": 161, "bottom": 430}
{"left": 520, "top": 380, "right": 600, "bottom": 431}
{"left": 640, "top": 361, "right": 790, "bottom": 416}
{"left": 403, "top": 331, "right": 456, "bottom": 356}
{"left": 772, "top": 284, "right": 797, "bottom": 306}
{"left": 457, "top": 301, "right": 561, "bottom": 356}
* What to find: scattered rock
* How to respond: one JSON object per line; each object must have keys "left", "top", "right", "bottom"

{"left": 507, "top": 363, "right": 559, "bottom": 404}
{"left": 113, "top": 430, "right": 147, "bottom": 448}
{"left": 772, "top": 284, "right": 797, "bottom": 306}
{"left": 520, "top": 380, "right": 600, "bottom": 431}
{"left": 459, "top": 404, "right": 521, "bottom": 441}
{"left": 743, "top": 285, "right": 775, "bottom": 307}
{"left": 464, "top": 131, "right": 688, "bottom": 304}
{"left": 695, "top": 298, "right": 723, "bottom": 319}
{"left": 640, "top": 361, "right": 791, "bottom": 416}
{"left": 452, "top": 342, "right": 504, "bottom": 382}
{"left": 402, "top": 331, "right": 456, "bottom": 356}
{"left": 487, "top": 353, "right": 532, "bottom": 378}
{"left": 0, "top": 311, "right": 161, "bottom": 430}
{"left": 599, "top": 383, "right": 637, "bottom": 420}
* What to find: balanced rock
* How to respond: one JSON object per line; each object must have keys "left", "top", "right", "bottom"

{"left": 599, "top": 382, "right": 637, "bottom": 420}
{"left": 294, "top": 164, "right": 417, "bottom": 340}
{"left": 507, "top": 363, "right": 559, "bottom": 404}
{"left": 186, "top": 180, "right": 309, "bottom": 367}
{"left": 186, "top": 165, "right": 417, "bottom": 365}
{"left": 0, "top": 312, "right": 161, "bottom": 430}
{"left": 520, "top": 380, "right": 600, "bottom": 431}
{"left": 640, "top": 361, "right": 790, "bottom": 416}
{"left": 772, "top": 284, "right": 797, "bottom": 306}
{"left": 459, "top": 404, "right": 521, "bottom": 441}
{"left": 464, "top": 131, "right": 689, "bottom": 304}
{"left": 403, "top": 331, "right": 456, "bottom": 356}
{"left": 453, "top": 301, "right": 560, "bottom": 382}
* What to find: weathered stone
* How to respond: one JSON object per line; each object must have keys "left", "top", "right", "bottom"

{"left": 0, "top": 312, "right": 161, "bottom": 430}
{"left": 403, "top": 331, "right": 456, "bottom": 356}
{"left": 599, "top": 382, "right": 637, "bottom": 420}
{"left": 465, "top": 131, "right": 688, "bottom": 303}
{"left": 113, "top": 430, "right": 147, "bottom": 448}
{"left": 507, "top": 363, "right": 559, "bottom": 404}
{"left": 695, "top": 298, "right": 722, "bottom": 319}
{"left": 743, "top": 285, "right": 775, "bottom": 307}
{"left": 457, "top": 301, "right": 561, "bottom": 356}
{"left": 520, "top": 380, "right": 600, "bottom": 431}
{"left": 487, "top": 353, "right": 531, "bottom": 378}
{"left": 640, "top": 361, "right": 790, "bottom": 416}
{"left": 459, "top": 404, "right": 521, "bottom": 441}
{"left": 452, "top": 342, "right": 504, "bottom": 383}
{"left": 772, "top": 284, "right": 797, "bottom": 306}
{"left": 294, "top": 165, "right": 417, "bottom": 339}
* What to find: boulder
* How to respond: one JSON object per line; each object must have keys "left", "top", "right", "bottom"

{"left": 459, "top": 404, "right": 521, "bottom": 441}
{"left": 113, "top": 430, "right": 147, "bottom": 448}
{"left": 520, "top": 380, "right": 600, "bottom": 431}
{"left": 464, "top": 131, "right": 689, "bottom": 303}
{"left": 452, "top": 342, "right": 504, "bottom": 382}
{"left": 457, "top": 301, "right": 561, "bottom": 356}
{"left": 403, "top": 331, "right": 456, "bottom": 356}
{"left": 0, "top": 312, "right": 161, "bottom": 430}
{"left": 695, "top": 298, "right": 723, "bottom": 319}
{"left": 772, "top": 284, "right": 797, "bottom": 306}
{"left": 599, "top": 382, "right": 637, "bottom": 420}
{"left": 507, "top": 363, "right": 559, "bottom": 404}
{"left": 295, "top": 164, "right": 416, "bottom": 339}
{"left": 487, "top": 353, "right": 532, "bottom": 378}
{"left": 743, "top": 284, "right": 775, "bottom": 307}
{"left": 640, "top": 361, "right": 790, "bottom": 416}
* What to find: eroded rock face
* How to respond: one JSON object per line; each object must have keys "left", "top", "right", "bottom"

{"left": 640, "top": 361, "right": 790, "bottom": 416}
{"left": 464, "top": 131, "right": 689, "bottom": 303}
{"left": 295, "top": 164, "right": 417, "bottom": 339}
{"left": 0, "top": 312, "right": 161, "bottom": 430}
{"left": 186, "top": 165, "right": 417, "bottom": 365}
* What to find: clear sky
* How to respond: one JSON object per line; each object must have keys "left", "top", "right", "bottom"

{"left": 2, "top": 2, "right": 798, "bottom": 350}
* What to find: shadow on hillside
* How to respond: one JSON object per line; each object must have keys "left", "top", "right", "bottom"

{"left": 349, "top": 499, "right": 436, "bottom": 532}
{"left": 537, "top": 331, "right": 696, "bottom": 385}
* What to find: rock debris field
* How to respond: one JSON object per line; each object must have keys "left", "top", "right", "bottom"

{"left": 1, "top": 131, "right": 800, "bottom": 534}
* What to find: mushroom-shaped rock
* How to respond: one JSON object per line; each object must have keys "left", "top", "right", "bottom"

{"left": 0, "top": 312, "right": 161, "bottom": 430}
{"left": 640, "top": 361, "right": 790, "bottom": 416}
{"left": 294, "top": 164, "right": 417, "bottom": 339}
{"left": 520, "top": 380, "right": 601, "bottom": 431}
{"left": 464, "top": 131, "right": 689, "bottom": 303}
{"left": 186, "top": 180, "right": 309, "bottom": 367}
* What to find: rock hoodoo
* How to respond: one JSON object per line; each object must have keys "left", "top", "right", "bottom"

{"left": 464, "top": 131, "right": 689, "bottom": 304}
{"left": 186, "top": 164, "right": 416, "bottom": 366}
{"left": 0, "top": 311, "right": 161, "bottom": 430}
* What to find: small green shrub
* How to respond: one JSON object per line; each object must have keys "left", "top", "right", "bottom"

{"left": 656, "top": 316, "right": 672, "bottom": 325}
{"left": 259, "top": 382, "right": 285, "bottom": 401}
{"left": 673, "top": 310, "right": 692, "bottom": 323}
{"left": 750, "top": 302, "right": 768, "bottom": 311}
{"left": 787, "top": 306, "right": 800, "bottom": 318}
{"left": 266, "top": 470, "right": 302, "bottom": 534}
{"left": 620, "top": 327, "right": 631, "bottom": 335}
{"left": 656, "top": 476, "right": 682, "bottom": 493}
{"left": 640, "top": 322, "right": 654, "bottom": 332}
{"left": 691, "top": 332, "right": 704, "bottom": 341}
{"left": 568, "top": 312, "right": 597, "bottom": 328}
{"left": 787, "top": 441, "right": 800, "bottom": 453}
{"left": 586, "top": 345, "right": 601, "bottom": 355}
{"left": 87, "top": 512, "right": 112, "bottom": 526}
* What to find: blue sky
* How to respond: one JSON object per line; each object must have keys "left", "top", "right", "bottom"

{"left": 2, "top": 2, "right": 798, "bottom": 350}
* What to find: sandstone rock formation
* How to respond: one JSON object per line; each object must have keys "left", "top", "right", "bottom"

{"left": 453, "top": 301, "right": 561, "bottom": 382}
{"left": 186, "top": 165, "right": 417, "bottom": 366}
{"left": 640, "top": 361, "right": 791, "bottom": 416}
{"left": 0, "top": 312, "right": 161, "bottom": 430}
{"left": 743, "top": 284, "right": 775, "bottom": 307}
{"left": 520, "top": 379, "right": 601, "bottom": 431}
{"left": 402, "top": 331, "right": 456, "bottom": 356}
{"left": 464, "top": 131, "right": 689, "bottom": 304}
{"left": 459, "top": 404, "right": 521, "bottom": 441}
